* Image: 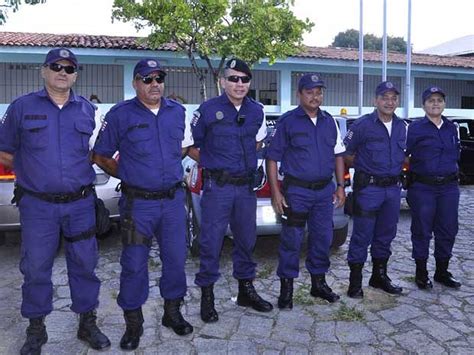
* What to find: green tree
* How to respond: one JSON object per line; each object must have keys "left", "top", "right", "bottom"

{"left": 0, "top": 0, "right": 46, "bottom": 25}
{"left": 332, "top": 29, "right": 407, "bottom": 53}
{"left": 112, "top": 0, "right": 313, "bottom": 100}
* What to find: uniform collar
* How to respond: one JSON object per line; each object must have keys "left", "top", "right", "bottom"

{"left": 421, "top": 115, "right": 448, "bottom": 126}
{"left": 38, "top": 88, "right": 79, "bottom": 103}
{"left": 218, "top": 92, "right": 249, "bottom": 107}
{"left": 371, "top": 109, "right": 400, "bottom": 123}
{"left": 133, "top": 96, "right": 169, "bottom": 111}
{"left": 295, "top": 105, "right": 325, "bottom": 120}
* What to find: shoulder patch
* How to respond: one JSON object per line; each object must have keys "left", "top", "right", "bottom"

{"left": 191, "top": 110, "right": 201, "bottom": 126}
{"left": 1, "top": 111, "right": 7, "bottom": 125}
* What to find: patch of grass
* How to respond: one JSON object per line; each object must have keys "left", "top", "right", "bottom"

{"left": 401, "top": 276, "right": 416, "bottom": 283}
{"left": 334, "top": 303, "right": 365, "bottom": 321}
{"left": 257, "top": 263, "right": 274, "bottom": 279}
{"left": 293, "top": 284, "right": 316, "bottom": 306}
{"left": 148, "top": 257, "right": 160, "bottom": 269}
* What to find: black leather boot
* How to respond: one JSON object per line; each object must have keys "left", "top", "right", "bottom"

{"left": 20, "top": 317, "right": 48, "bottom": 355}
{"left": 278, "top": 278, "right": 293, "bottom": 309}
{"left": 415, "top": 259, "right": 433, "bottom": 289}
{"left": 368, "top": 258, "right": 403, "bottom": 294}
{"left": 347, "top": 263, "right": 364, "bottom": 298}
{"left": 120, "top": 308, "right": 144, "bottom": 350}
{"left": 77, "top": 310, "right": 111, "bottom": 350}
{"left": 201, "top": 285, "right": 218, "bottom": 323}
{"left": 237, "top": 279, "right": 273, "bottom": 312}
{"left": 310, "top": 274, "right": 340, "bottom": 303}
{"left": 434, "top": 258, "right": 461, "bottom": 288}
{"left": 162, "top": 299, "right": 193, "bottom": 335}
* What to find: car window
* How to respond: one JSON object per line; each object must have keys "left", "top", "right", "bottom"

{"left": 454, "top": 120, "right": 474, "bottom": 141}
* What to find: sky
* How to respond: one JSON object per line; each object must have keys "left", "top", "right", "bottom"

{"left": 1, "top": 0, "right": 472, "bottom": 52}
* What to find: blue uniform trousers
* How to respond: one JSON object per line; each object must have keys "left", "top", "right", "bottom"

{"left": 195, "top": 182, "right": 257, "bottom": 286}
{"left": 117, "top": 189, "right": 187, "bottom": 310}
{"left": 19, "top": 194, "right": 99, "bottom": 318}
{"left": 277, "top": 183, "right": 334, "bottom": 278}
{"left": 347, "top": 185, "right": 401, "bottom": 263}
{"left": 407, "top": 182, "right": 459, "bottom": 260}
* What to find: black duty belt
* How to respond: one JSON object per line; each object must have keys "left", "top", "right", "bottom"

{"left": 283, "top": 174, "right": 332, "bottom": 190}
{"left": 15, "top": 184, "right": 94, "bottom": 204}
{"left": 412, "top": 173, "right": 458, "bottom": 186}
{"left": 203, "top": 169, "right": 251, "bottom": 186}
{"left": 120, "top": 182, "right": 183, "bottom": 200}
{"left": 354, "top": 171, "right": 400, "bottom": 188}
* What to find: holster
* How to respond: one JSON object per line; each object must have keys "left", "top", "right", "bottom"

{"left": 281, "top": 206, "right": 309, "bottom": 227}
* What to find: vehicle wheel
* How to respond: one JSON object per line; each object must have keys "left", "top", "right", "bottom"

{"left": 185, "top": 192, "right": 200, "bottom": 257}
{"left": 331, "top": 224, "right": 349, "bottom": 249}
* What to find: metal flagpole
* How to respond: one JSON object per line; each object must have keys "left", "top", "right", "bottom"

{"left": 382, "top": 0, "right": 388, "bottom": 81}
{"left": 358, "top": 0, "right": 364, "bottom": 116}
{"left": 405, "top": 0, "right": 412, "bottom": 119}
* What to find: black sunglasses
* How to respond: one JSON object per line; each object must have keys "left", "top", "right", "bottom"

{"left": 139, "top": 75, "right": 166, "bottom": 84}
{"left": 47, "top": 63, "right": 76, "bottom": 74}
{"left": 226, "top": 75, "right": 251, "bottom": 84}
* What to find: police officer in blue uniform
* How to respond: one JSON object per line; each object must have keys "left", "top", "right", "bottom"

{"left": 406, "top": 87, "right": 462, "bottom": 290}
{"left": 344, "top": 81, "right": 406, "bottom": 298}
{"left": 0, "top": 48, "right": 110, "bottom": 354}
{"left": 191, "top": 58, "right": 273, "bottom": 323}
{"left": 266, "top": 73, "right": 346, "bottom": 308}
{"left": 92, "top": 58, "right": 194, "bottom": 350}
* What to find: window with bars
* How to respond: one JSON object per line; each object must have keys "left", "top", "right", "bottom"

{"left": 0, "top": 63, "right": 124, "bottom": 104}
{"left": 291, "top": 72, "right": 404, "bottom": 106}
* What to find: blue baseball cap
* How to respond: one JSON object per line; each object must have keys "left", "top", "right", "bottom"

{"left": 422, "top": 86, "right": 445, "bottom": 103}
{"left": 133, "top": 58, "right": 166, "bottom": 77}
{"left": 225, "top": 58, "right": 252, "bottom": 78}
{"left": 43, "top": 47, "right": 78, "bottom": 67}
{"left": 298, "top": 73, "right": 326, "bottom": 91}
{"left": 375, "top": 81, "right": 400, "bottom": 96}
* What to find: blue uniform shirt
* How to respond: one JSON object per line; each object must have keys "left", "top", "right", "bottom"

{"left": 344, "top": 110, "right": 407, "bottom": 177}
{"left": 406, "top": 116, "right": 460, "bottom": 176}
{"left": 93, "top": 97, "right": 185, "bottom": 191}
{"left": 0, "top": 89, "right": 96, "bottom": 193}
{"left": 266, "top": 106, "right": 341, "bottom": 181}
{"left": 191, "top": 93, "right": 264, "bottom": 175}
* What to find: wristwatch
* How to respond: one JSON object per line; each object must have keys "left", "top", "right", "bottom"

{"left": 336, "top": 182, "right": 345, "bottom": 188}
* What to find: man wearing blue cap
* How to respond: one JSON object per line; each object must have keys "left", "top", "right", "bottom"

{"left": 266, "top": 73, "right": 346, "bottom": 308}
{"left": 191, "top": 57, "right": 273, "bottom": 323}
{"left": 0, "top": 47, "right": 110, "bottom": 354}
{"left": 343, "top": 81, "right": 407, "bottom": 298}
{"left": 406, "top": 87, "right": 462, "bottom": 290}
{"left": 93, "top": 58, "right": 194, "bottom": 350}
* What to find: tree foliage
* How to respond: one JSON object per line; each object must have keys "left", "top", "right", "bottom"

{"left": 331, "top": 29, "right": 407, "bottom": 53}
{"left": 112, "top": 0, "right": 313, "bottom": 100}
{"left": 0, "top": 0, "right": 46, "bottom": 25}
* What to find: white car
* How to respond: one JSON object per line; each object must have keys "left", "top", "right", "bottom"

{"left": 183, "top": 114, "right": 351, "bottom": 257}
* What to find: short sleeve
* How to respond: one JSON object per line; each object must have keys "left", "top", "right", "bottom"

{"left": 265, "top": 118, "right": 287, "bottom": 162}
{"left": 0, "top": 104, "right": 20, "bottom": 154}
{"left": 256, "top": 114, "right": 267, "bottom": 142}
{"left": 92, "top": 109, "right": 120, "bottom": 158}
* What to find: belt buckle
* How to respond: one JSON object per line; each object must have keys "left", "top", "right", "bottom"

{"left": 56, "top": 194, "right": 68, "bottom": 203}
{"left": 435, "top": 176, "right": 444, "bottom": 184}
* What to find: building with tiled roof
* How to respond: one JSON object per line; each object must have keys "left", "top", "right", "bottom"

{"left": 1, "top": 31, "right": 473, "bottom": 117}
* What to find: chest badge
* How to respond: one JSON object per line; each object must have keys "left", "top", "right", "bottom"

{"left": 215, "top": 111, "right": 224, "bottom": 120}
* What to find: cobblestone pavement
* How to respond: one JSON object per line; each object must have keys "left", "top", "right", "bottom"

{"left": 1, "top": 186, "right": 473, "bottom": 354}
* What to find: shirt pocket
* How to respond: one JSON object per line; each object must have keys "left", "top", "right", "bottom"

{"left": 212, "top": 123, "right": 237, "bottom": 150}
{"left": 290, "top": 132, "right": 311, "bottom": 147}
{"left": 74, "top": 119, "right": 94, "bottom": 152}
{"left": 22, "top": 119, "right": 49, "bottom": 149}
{"left": 126, "top": 124, "right": 153, "bottom": 156}
{"left": 366, "top": 140, "right": 386, "bottom": 165}
{"left": 168, "top": 127, "right": 184, "bottom": 158}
